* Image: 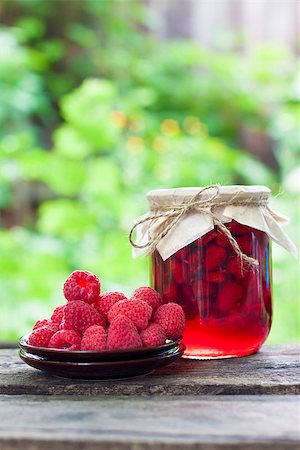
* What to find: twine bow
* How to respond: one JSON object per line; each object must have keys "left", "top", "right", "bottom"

{"left": 129, "top": 185, "right": 269, "bottom": 266}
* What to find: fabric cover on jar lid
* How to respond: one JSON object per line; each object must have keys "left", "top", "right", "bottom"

{"left": 130, "top": 185, "right": 297, "bottom": 261}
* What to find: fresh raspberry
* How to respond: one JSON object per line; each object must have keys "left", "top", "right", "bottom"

{"left": 33, "top": 319, "right": 49, "bottom": 330}
{"left": 28, "top": 326, "right": 56, "bottom": 348}
{"left": 153, "top": 303, "right": 185, "bottom": 340}
{"left": 63, "top": 270, "right": 100, "bottom": 304}
{"left": 33, "top": 320, "right": 59, "bottom": 332}
{"left": 48, "top": 329, "right": 81, "bottom": 350}
{"left": 61, "top": 300, "right": 105, "bottom": 334}
{"left": 131, "top": 287, "right": 162, "bottom": 312}
{"left": 140, "top": 323, "right": 166, "bottom": 347}
{"left": 204, "top": 270, "right": 226, "bottom": 283}
{"left": 205, "top": 244, "right": 227, "bottom": 271}
{"left": 94, "top": 291, "right": 127, "bottom": 319}
{"left": 107, "top": 315, "right": 142, "bottom": 350}
{"left": 81, "top": 325, "right": 107, "bottom": 351}
{"left": 108, "top": 299, "right": 152, "bottom": 331}
{"left": 217, "top": 281, "right": 243, "bottom": 314}
{"left": 51, "top": 305, "right": 66, "bottom": 325}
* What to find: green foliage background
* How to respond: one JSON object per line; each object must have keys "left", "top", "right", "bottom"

{"left": 0, "top": 0, "right": 299, "bottom": 342}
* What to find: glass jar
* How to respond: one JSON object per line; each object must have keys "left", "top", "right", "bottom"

{"left": 151, "top": 220, "right": 272, "bottom": 358}
{"left": 131, "top": 185, "right": 295, "bottom": 359}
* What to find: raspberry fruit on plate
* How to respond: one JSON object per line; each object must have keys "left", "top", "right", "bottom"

{"left": 108, "top": 298, "right": 152, "bottom": 331}
{"left": 48, "top": 329, "right": 81, "bottom": 351}
{"left": 25, "top": 268, "right": 185, "bottom": 354}
{"left": 50, "top": 305, "right": 66, "bottom": 325}
{"left": 140, "top": 323, "right": 166, "bottom": 348}
{"left": 94, "top": 291, "right": 127, "bottom": 319}
{"left": 61, "top": 300, "right": 105, "bottom": 334}
{"left": 32, "top": 320, "right": 59, "bottom": 332}
{"left": 154, "top": 303, "right": 185, "bottom": 340}
{"left": 81, "top": 325, "right": 107, "bottom": 351}
{"left": 33, "top": 319, "right": 50, "bottom": 331}
{"left": 63, "top": 270, "right": 100, "bottom": 304}
{"left": 131, "top": 286, "right": 162, "bottom": 312}
{"left": 107, "top": 315, "right": 142, "bottom": 350}
{"left": 28, "top": 325, "right": 56, "bottom": 348}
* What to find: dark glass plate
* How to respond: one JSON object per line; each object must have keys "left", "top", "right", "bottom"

{"left": 19, "top": 344, "right": 185, "bottom": 380}
{"left": 19, "top": 334, "right": 181, "bottom": 362}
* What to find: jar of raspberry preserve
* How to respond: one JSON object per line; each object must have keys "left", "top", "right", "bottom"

{"left": 130, "top": 185, "right": 296, "bottom": 359}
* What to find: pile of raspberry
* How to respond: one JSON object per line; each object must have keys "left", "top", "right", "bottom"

{"left": 28, "top": 270, "right": 185, "bottom": 351}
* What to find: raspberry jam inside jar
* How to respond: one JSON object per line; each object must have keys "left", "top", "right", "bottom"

{"left": 151, "top": 220, "right": 272, "bottom": 358}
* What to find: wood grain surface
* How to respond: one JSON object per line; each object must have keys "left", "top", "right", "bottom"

{"left": 0, "top": 394, "right": 299, "bottom": 450}
{"left": 1, "top": 345, "right": 299, "bottom": 396}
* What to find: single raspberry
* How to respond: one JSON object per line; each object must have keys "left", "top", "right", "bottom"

{"left": 107, "top": 315, "right": 142, "bottom": 350}
{"left": 140, "top": 323, "right": 166, "bottom": 347}
{"left": 94, "top": 291, "right": 127, "bottom": 319}
{"left": 174, "top": 284, "right": 198, "bottom": 321}
{"left": 131, "top": 287, "right": 162, "bottom": 312}
{"left": 200, "top": 230, "right": 218, "bottom": 247}
{"left": 28, "top": 326, "right": 56, "bottom": 348}
{"left": 236, "top": 235, "right": 253, "bottom": 256}
{"left": 61, "top": 300, "right": 105, "bottom": 334}
{"left": 175, "top": 246, "right": 189, "bottom": 261}
{"left": 188, "top": 249, "right": 202, "bottom": 274}
{"left": 48, "top": 329, "right": 81, "bottom": 350}
{"left": 215, "top": 230, "right": 229, "bottom": 247}
{"left": 33, "top": 320, "right": 59, "bottom": 332}
{"left": 227, "top": 257, "right": 244, "bottom": 278}
{"left": 153, "top": 303, "right": 185, "bottom": 340}
{"left": 227, "top": 221, "right": 250, "bottom": 236}
{"left": 204, "top": 270, "right": 226, "bottom": 283}
{"left": 217, "top": 281, "right": 243, "bottom": 314}
{"left": 81, "top": 325, "right": 107, "bottom": 351}
{"left": 171, "top": 259, "right": 185, "bottom": 284}
{"left": 205, "top": 244, "right": 227, "bottom": 271}
{"left": 108, "top": 299, "right": 152, "bottom": 331}
{"left": 196, "top": 280, "right": 217, "bottom": 300}
{"left": 33, "top": 319, "right": 49, "bottom": 330}
{"left": 51, "top": 305, "right": 66, "bottom": 325}
{"left": 63, "top": 270, "right": 100, "bottom": 304}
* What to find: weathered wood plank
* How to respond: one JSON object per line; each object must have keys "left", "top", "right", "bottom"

{"left": 0, "top": 395, "right": 298, "bottom": 450}
{"left": 0, "top": 345, "right": 299, "bottom": 396}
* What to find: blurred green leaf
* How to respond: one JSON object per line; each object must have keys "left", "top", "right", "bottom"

{"left": 60, "top": 79, "right": 121, "bottom": 149}
{"left": 37, "top": 199, "right": 96, "bottom": 237}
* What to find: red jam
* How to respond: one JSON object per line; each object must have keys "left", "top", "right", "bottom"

{"left": 151, "top": 220, "right": 272, "bottom": 358}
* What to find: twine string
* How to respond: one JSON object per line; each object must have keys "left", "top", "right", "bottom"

{"left": 129, "top": 185, "right": 268, "bottom": 266}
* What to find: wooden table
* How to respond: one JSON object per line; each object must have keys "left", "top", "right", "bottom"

{"left": 0, "top": 344, "right": 299, "bottom": 449}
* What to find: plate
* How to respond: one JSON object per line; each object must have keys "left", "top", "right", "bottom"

{"left": 19, "top": 344, "right": 185, "bottom": 379}
{"left": 19, "top": 334, "right": 181, "bottom": 362}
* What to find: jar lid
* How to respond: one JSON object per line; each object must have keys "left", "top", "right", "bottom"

{"left": 147, "top": 185, "right": 271, "bottom": 207}
{"left": 130, "top": 184, "right": 297, "bottom": 261}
